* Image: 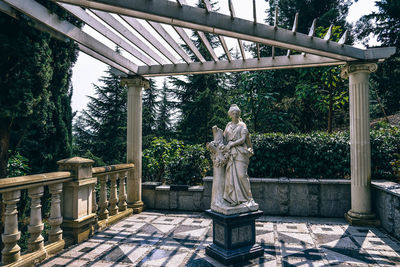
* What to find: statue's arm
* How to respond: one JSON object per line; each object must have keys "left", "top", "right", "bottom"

{"left": 226, "top": 127, "right": 247, "bottom": 149}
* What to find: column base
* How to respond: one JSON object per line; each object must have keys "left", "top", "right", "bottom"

{"left": 62, "top": 214, "right": 96, "bottom": 243}
{"left": 345, "top": 210, "right": 380, "bottom": 226}
{"left": 127, "top": 201, "right": 144, "bottom": 213}
{"left": 205, "top": 209, "right": 264, "bottom": 265}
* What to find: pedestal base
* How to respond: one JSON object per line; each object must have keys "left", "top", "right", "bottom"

{"left": 345, "top": 211, "right": 380, "bottom": 227}
{"left": 128, "top": 201, "right": 144, "bottom": 213}
{"left": 205, "top": 209, "right": 264, "bottom": 265}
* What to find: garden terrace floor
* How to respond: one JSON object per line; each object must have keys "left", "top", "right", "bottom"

{"left": 39, "top": 210, "right": 400, "bottom": 267}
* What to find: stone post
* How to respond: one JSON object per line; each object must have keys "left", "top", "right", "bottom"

{"left": 121, "top": 76, "right": 149, "bottom": 213}
{"left": 57, "top": 157, "right": 97, "bottom": 243}
{"left": 118, "top": 171, "right": 128, "bottom": 212}
{"left": 341, "top": 62, "right": 379, "bottom": 226}
{"left": 109, "top": 173, "right": 119, "bottom": 216}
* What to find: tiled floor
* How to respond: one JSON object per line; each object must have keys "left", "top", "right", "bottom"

{"left": 39, "top": 211, "right": 400, "bottom": 266}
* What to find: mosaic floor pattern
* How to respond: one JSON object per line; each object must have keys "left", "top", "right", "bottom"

{"left": 39, "top": 211, "right": 400, "bottom": 266}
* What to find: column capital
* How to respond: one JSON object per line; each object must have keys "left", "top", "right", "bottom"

{"left": 341, "top": 62, "right": 378, "bottom": 79}
{"left": 121, "top": 76, "right": 149, "bottom": 89}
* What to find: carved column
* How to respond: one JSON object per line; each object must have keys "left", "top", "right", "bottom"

{"left": 118, "top": 171, "right": 128, "bottom": 212}
{"left": 121, "top": 76, "right": 149, "bottom": 213}
{"left": 48, "top": 183, "right": 63, "bottom": 243}
{"left": 98, "top": 174, "right": 109, "bottom": 220}
{"left": 109, "top": 173, "right": 119, "bottom": 216}
{"left": 341, "top": 62, "right": 379, "bottom": 226}
{"left": 1, "top": 190, "right": 20, "bottom": 264}
{"left": 28, "top": 186, "right": 44, "bottom": 252}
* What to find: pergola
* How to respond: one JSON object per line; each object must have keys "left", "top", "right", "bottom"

{"left": 0, "top": 0, "right": 396, "bottom": 225}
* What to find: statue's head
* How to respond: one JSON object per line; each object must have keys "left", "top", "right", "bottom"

{"left": 228, "top": 104, "right": 241, "bottom": 119}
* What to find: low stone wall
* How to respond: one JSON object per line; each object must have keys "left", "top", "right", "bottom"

{"left": 372, "top": 180, "right": 400, "bottom": 240}
{"left": 142, "top": 177, "right": 351, "bottom": 217}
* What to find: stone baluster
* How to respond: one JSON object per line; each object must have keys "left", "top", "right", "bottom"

{"left": 1, "top": 190, "right": 21, "bottom": 264}
{"left": 98, "top": 174, "right": 109, "bottom": 220}
{"left": 109, "top": 173, "right": 119, "bottom": 216}
{"left": 92, "top": 180, "right": 98, "bottom": 215}
{"left": 28, "top": 186, "right": 44, "bottom": 252}
{"left": 118, "top": 171, "right": 128, "bottom": 212}
{"left": 48, "top": 183, "right": 63, "bottom": 243}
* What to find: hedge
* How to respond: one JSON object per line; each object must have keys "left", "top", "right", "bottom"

{"left": 142, "top": 125, "right": 400, "bottom": 185}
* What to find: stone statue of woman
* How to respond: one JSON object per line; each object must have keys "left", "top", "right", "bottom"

{"left": 207, "top": 104, "right": 258, "bottom": 215}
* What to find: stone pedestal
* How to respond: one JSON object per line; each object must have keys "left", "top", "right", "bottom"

{"left": 121, "top": 76, "right": 149, "bottom": 213}
{"left": 341, "top": 63, "right": 380, "bottom": 226}
{"left": 57, "top": 157, "right": 97, "bottom": 243}
{"left": 205, "top": 209, "right": 264, "bottom": 265}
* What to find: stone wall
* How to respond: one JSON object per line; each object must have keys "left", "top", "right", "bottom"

{"left": 372, "top": 180, "right": 400, "bottom": 240}
{"left": 142, "top": 177, "right": 351, "bottom": 217}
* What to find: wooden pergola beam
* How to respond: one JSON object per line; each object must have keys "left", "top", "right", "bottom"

{"left": 138, "top": 54, "right": 344, "bottom": 76}
{"left": 54, "top": 0, "right": 395, "bottom": 61}
{"left": 4, "top": 0, "right": 138, "bottom": 73}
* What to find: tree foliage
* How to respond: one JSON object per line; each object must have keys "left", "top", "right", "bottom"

{"left": 0, "top": 1, "right": 79, "bottom": 177}
{"left": 73, "top": 68, "right": 127, "bottom": 165}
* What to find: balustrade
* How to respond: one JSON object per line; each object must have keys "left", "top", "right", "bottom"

{"left": 0, "top": 160, "right": 134, "bottom": 266}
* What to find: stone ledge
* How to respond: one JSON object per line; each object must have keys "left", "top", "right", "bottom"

{"left": 372, "top": 180, "right": 400, "bottom": 198}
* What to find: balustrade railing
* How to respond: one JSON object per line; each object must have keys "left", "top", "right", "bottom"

{"left": 0, "top": 158, "right": 134, "bottom": 266}
{"left": 0, "top": 172, "right": 72, "bottom": 265}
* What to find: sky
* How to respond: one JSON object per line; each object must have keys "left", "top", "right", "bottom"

{"left": 70, "top": 0, "right": 379, "bottom": 113}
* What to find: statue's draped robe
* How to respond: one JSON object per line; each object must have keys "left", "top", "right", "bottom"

{"left": 223, "top": 121, "right": 254, "bottom": 206}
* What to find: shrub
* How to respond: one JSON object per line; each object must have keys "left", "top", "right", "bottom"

{"left": 143, "top": 138, "right": 210, "bottom": 186}
{"left": 143, "top": 127, "right": 400, "bottom": 185}
{"left": 7, "top": 151, "right": 30, "bottom": 177}
{"left": 165, "top": 144, "right": 210, "bottom": 186}
{"left": 249, "top": 126, "right": 400, "bottom": 180}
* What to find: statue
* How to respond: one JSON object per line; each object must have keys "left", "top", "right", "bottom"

{"left": 207, "top": 104, "right": 259, "bottom": 215}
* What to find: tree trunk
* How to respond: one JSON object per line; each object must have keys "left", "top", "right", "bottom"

{"left": 0, "top": 119, "right": 11, "bottom": 178}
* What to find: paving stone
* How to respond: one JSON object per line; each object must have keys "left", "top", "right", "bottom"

{"left": 38, "top": 211, "right": 400, "bottom": 267}
{"left": 277, "top": 223, "right": 309, "bottom": 233}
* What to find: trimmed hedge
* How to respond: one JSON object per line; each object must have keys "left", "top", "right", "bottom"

{"left": 250, "top": 125, "right": 400, "bottom": 179}
{"left": 143, "top": 126, "right": 400, "bottom": 185}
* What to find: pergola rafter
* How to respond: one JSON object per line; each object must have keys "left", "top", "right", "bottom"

{"left": 1, "top": 0, "right": 395, "bottom": 77}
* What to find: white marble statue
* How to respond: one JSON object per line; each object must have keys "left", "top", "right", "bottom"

{"left": 207, "top": 104, "right": 259, "bottom": 215}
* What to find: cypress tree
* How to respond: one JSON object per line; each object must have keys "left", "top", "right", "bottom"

{"left": 156, "top": 80, "right": 173, "bottom": 138}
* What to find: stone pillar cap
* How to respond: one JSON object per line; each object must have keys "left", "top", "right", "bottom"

{"left": 57, "top": 157, "right": 94, "bottom": 165}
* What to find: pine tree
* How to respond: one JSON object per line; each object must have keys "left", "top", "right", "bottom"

{"left": 73, "top": 67, "right": 127, "bottom": 165}
{"left": 142, "top": 79, "right": 159, "bottom": 145}
{"left": 156, "top": 80, "right": 172, "bottom": 138}
{"left": 356, "top": 0, "right": 400, "bottom": 117}
{"left": 169, "top": 0, "right": 228, "bottom": 144}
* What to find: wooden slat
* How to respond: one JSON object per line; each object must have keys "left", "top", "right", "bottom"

{"left": 91, "top": 9, "right": 167, "bottom": 65}
{"left": 59, "top": 3, "right": 153, "bottom": 65}
{"left": 173, "top": 26, "right": 206, "bottom": 63}
{"left": 197, "top": 31, "right": 218, "bottom": 62}
{"left": 218, "top": 35, "right": 232, "bottom": 61}
{"left": 120, "top": 15, "right": 179, "bottom": 64}
{"left": 147, "top": 21, "right": 192, "bottom": 64}
{"left": 4, "top": 0, "right": 138, "bottom": 73}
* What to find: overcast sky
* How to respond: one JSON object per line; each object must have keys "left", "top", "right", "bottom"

{"left": 71, "top": 0, "right": 379, "bottom": 113}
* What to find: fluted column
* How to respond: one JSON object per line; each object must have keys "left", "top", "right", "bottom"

{"left": 121, "top": 76, "right": 149, "bottom": 213}
{"left": 28, "top": 186, "right": 44, "bottom": 252}
{"left": 1, "top": 190, "right": 20, "bottom": 264}
{"left": 341, "top": 62, "right": 379, "bottom": 226}
{"left": 48, "top": 183, "right": 63, "bottom": 243}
